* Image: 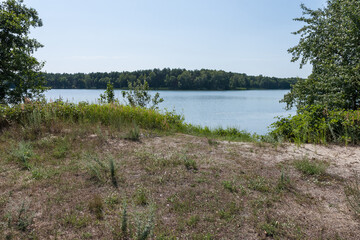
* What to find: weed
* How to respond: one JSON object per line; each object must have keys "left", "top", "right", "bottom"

{"left": 218, "top": 201, "right": 242, "bottom": 221}
{"left": 125, "top": 124, "right": 140, "bottom": 141}
{"left": 344, "top": 172, "right": 360, "bottom": 217}
{"left": 88, "top": 194, "right": 104, "bottom": 220}
{"left": 186, "top": 215, "right": 200, "bottom": 227}
{"left": 96, "top": 125, "right": 109, "bottom": 143}
{"left": 135, "top": 204, "right": 156, "bottom": 240}
{"left": 109, "top": 157, "right": 118, "bottom": 187}
{"left": 5, "top": 201, "right": 33, "bottom": 232}
{"left": 294, "top": 157, "right": 328, "bottom": 176}
{"left": 105, "top": 193, "right": 120, "bottom": 208}
{"left": 182, "top": 154, "right": 198, "bottom": 171}
{"left": 207, "top": 138, "right": 219, "bottom": 146}
{"left": 31, "top": 167, "right": 46, "bottom": 180}
{"left": 63, "top": 212, "right": 90, "bottom": 228}
{"left": 85, "top": 153, "right": 118, "bottom": 187}
{"left": 86, "top": 154, "right": 107, "bottom": 183}
{"left": 11, "top": 141, "right": 33, "bottom": 170}
{"left": 134, "top": 187, "right": 148, "bottom": 206}
{"left": 191, "top": 233, "right": 214, "bottom": 240}
{"left": 276, "top": 168, "right": 292, "bottom": 191}
{"left": 260, "top": 220, "right": 281, "bottom": 238}
{"left": 52, "top": 137, "right": 70, "bottom": 159}
{"left": 222, "top": 180, "right": 238, "bottom": 193}
{"left": 248, "top": 176, "right": 271, "bottom": 192}
{"left": 21, "top": 109, "right": 43, "bottom": 140}
{"left": 121, "top": 201, "right": 128, "bottom": 238}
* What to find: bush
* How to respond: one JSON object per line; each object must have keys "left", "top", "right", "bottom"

{"left": 270, "top": 105, "right": 360, "bottom": 144}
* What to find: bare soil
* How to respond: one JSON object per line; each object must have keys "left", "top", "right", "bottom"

{"left": 0, "top": 126, "right": 359, "bottom": 239}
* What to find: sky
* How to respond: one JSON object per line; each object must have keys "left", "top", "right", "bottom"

{"left": 23, "top": 0, "right": 327, "bottom": 78}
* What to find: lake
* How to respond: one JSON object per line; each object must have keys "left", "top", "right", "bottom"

{"left": 44, "top": 89, "right": 295, "bottom": 135}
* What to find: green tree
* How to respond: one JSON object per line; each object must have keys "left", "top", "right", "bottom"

{"left": 99, "top": 81, "right": 116, "bottom": 103}
{"left": 0, "top": 0, "right": 45, "bottom": 104}
{"left": 283, "top": 0, "right": 360, "bottom": 110}
{"left": 122, "top": 79, "right": 163, "bottom": 109}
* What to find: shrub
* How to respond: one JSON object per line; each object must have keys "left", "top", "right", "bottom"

{"left": 122, "top": 79, "right": 163, "bottom": 109}
{"left": 270, "top": 105, "right": 360, "bottom": 144}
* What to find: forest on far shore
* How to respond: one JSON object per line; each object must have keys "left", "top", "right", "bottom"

{"left": 44, "top": 68, "right": 299, "bottom": 90}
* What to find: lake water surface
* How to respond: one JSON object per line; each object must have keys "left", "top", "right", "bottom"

{"left": 44, "top": 89, "right": 295, "bottom": 135}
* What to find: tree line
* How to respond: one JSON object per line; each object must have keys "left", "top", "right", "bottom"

{"left": 43, "top": 69, "right": 298, "bottom": 90}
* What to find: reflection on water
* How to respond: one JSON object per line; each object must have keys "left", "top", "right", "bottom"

{"left": 44, "top": 89, "right": 295, "bottom": 134}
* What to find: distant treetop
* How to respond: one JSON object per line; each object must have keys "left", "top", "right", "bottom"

{"left": 44, "top": 68, "right": 299, "bottom": 90}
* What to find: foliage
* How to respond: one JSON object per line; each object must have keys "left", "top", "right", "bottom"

{"left": 270, "top": 105, "right": 360, "bottom": 144}
{"left": 43, "top": 68, "right": 299, "bottom": 90}
{"left": 0, "top": 0, "right": 46, "bottom": 105}
{"left": 99, "top": 81, "right": 117, "bottom": 103}
{"left": 122, "top": 79, "right": 163, "bottom": 109}
{"left": 283, "top": 0, "right": 360, "bottom": 110}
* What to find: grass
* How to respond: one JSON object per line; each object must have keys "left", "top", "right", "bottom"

{"left": 88, "top": 194, "right": 104, "bottom": 220}
{"left": 134, "top": 187, "right": 149, "bottom": 206}
{"left": 222, "top": 180, "right": 238, "bottom": 193}
{"left": 293, "top": 157, "right": 328, "bottom": 176}
{"left": 344, "top": 173, "right": 360, "bottom": 217}
{"left": 0, "top": 101, "right": 358, "bottom": 239}
{"left": 85, "top": 153, "right": 119, "bottom": 187}
{"left": 125, "top": 124, "right": 141, "bottom": 141}
{"left": 11, "top": 141, "right": 33, "bottom": 170}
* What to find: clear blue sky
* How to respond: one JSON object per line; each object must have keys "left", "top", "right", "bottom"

{"left": 25, "top": 0, "right": 327, "bottom": 78}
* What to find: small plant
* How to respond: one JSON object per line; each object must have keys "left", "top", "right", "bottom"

{"left": 109, "top": 157, "right": 118, "bottom": 187}
{"left": 121, "top": 201, "right": 128, "bottom": 238}
{"left": 344, "top": 173, "right": 360, "bottom": 217}
{"left": 125, "top": 124, "right": 140, "bottom": 141}
{"left": 16, "top": 201, "right": 33, "bottom": 231}
{"left": 135, "top": 205, "right": 155, "bottom": 240}
{"left": 182, "top": 154, "right": 198, "bottom": 171}
{"left": 5, "top": 201, "right": 34, "bottom": 232}
{"left": 21, "top": 108, "right": 43, "bottom": 140}
{"left": 207, "top": 138, "right": 219, "bottom": 146}
{"left": 52, "top": 137, "right": 70, "bottom": 159}
{"left": 85, "top": 153, "right": 118, "bottom": 187}
{"left": 248, "top": 176, "right": 271, "bottom": 192}
{"left": 134, "top": 187, "right": 148, "bottom": 206}
{"left": 260, "top": 220, "right": 281, "bottom": 238}
{"left": 63, "top": 212, "right": 90, "bottom": 228}
{"left": 11, "top": 141, "right": 33, "bottom": 170}
{"left": 88, "top": 194, "right": 104, "bottom": 220}
{"left": 105, "top": 193, "right": 120, "bottom": 208}
{"left": 186, "top": 215, "right": 200, "bottom": 227}
{"left": 222, "top": 180, "right": 238, "bottom": 193}
{"left": 218, "top": 201, "right": 242, "bottom": 221}
{"left": 294, "top": 157, "right": 327, "bottom": 176}
{"left": 276, "top": 168, "right": 292, "bottom": 191}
